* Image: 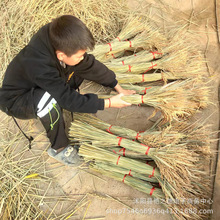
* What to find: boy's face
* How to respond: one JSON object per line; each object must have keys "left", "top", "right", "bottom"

{"left": 56, "top": 49, "right": 86, "bottom": 66}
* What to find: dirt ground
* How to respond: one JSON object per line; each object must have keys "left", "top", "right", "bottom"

{"left": 1, "top": 0, "right": 220, "bottom": 219}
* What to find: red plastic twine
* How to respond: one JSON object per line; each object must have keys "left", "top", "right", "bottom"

{"left": 150, "top": 187, "right": 156, "bottom": 196}
{"left": 111, "top": 54, "right": 116, "bottom": 59}
{"left": 122, "top": 174, "right": 127, "bottom": 182}
{"left": 107, "top": 43, "right": 112, "bottom": 51}
{"left": 116, "top": 155, "right": 121, "bottom": 165}
{"left": 141, "top": 95, "right": 144, "bottom": 104}
{"left": 141, "top": 87, "right": 152, "bottom": 94}
{"left": 141, "top": 143, "right": 151, "bottom": 155}
{"left": 106, "top": 125, "right": 113, "bottom": 134}
{"left": 135, "top": 132, "right": 141, "bottom": 141}
{"left": 144, "top": 62, "right": 157, "bottom": 73}
{"left": 135, "top": 131, "right": 144, "bottom": 140}
{"left": 112, "top": 147, "right": 126, "bottom": 157}
{"left": 126, "top": 40, "right": 132, "bottom": 47}
{"left": 117, "top": 37, "right": 121, "bottom": 41}
{"left": 122, "top": 169, "right": 133, "bottom": 182}
{"left": 149, "top": 167, "right": 155, "bottom": 178}
{"left": 117, "top": 137, "right": 125, "bottom": 146}
{"left": 150, "top": 51, "right": 162, "bottom": 59}
{"left": 128, "top": 65, "right": 132, "bottom": 72}
{"left": 119, "top": 147, "right": 126, "bottom": 156}
{"left": 122, "top": 61, "right": 125, "bottom": 65}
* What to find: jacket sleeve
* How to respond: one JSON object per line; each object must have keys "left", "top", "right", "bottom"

{"left": 73, "top": 53, "right": 118, "bottom": 88}
{"left": 25, "top": 58, "right": 104, "bottom": 113}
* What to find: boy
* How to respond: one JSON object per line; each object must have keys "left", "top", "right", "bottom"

{"left": 0, "top": 15, "right": 135, "bottom": 166}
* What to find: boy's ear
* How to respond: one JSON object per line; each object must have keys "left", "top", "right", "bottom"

{"left": 56, "top": 51, "right": 66, "bottom": 61}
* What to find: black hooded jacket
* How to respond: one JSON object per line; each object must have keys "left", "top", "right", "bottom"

{"left": 0, "top": 23, "right": 117, "bottom": 118}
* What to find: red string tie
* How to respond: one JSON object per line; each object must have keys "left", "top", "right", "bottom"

{"left": 107, "top": 43, "right": 112, "bottom": 51}
{"left": 128, "top": 65, "right": 132, "bottom": 72}
{"left": 142, "top": 74, "right": 145, "bottom": 82}
{"left": 122, "top": 174, "right": 127, "bottom": 182}
{"left": 122, "top": 169, "right": 133, "bottom": 182}
{"left": 112, "top": 149, "right": 117, "bottom": 154}
{"left": 150, "top": 51, "right": 162, "bottom": 59}
{"left": 111, "top": 53, "right": 116, "bottom": 59}
{"left": 113, "top": 148, "right": 122, "bottom": 165}
{"left": 117, "top": 137, "right": 125, "bottom": 146}
{"left": 106, "top": 125, "right": 113, "bottom": 134}
{"left": 141, "top": 87, "right": 152, "bottom": 94}
{"left": 141, "top": 143, "right": 151, "bottom": 155}
{"left": 144, "top": 62, "right": 157, "bottom": 73}
{"left": 141, "top": 95, "right": 144, "bottom": 104}
{"left": 112, "top": 147, "right": 126, "bottom": 157}
{"left": 122, "top": 60, "right": 125, "bottom": 65}
{"left": 126, "top": 40, "right": 132, "bottom": 47}
{"left": 117, "top": 37, "right": 121, "bottom": 41}
{"left": 116, "top": 155, "right": 121, "bottom": 165}
{"left": 150, "top": 187, "right": 156, "bottom": 196}
{"left": 149, "top": 167, "right": 156, "bottom": 178}
{"left": 119, "top": 147, "right": 126, "bottom": 156}
{"left": 135, "top": 132, "right": 141, "bottom": 141}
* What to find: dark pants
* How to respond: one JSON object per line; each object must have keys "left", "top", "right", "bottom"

{"left": 33, "top": 88, "right": 69, "bottom": 150}
{"left": 2, "top": 75, "right": 84, "bottom": 150}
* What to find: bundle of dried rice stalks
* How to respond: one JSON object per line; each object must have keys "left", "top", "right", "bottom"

{"left": 74, "top": 113, "right": 139, "bottom": 139}
{"left": 98, "top": 79, "right": 210, "bottom": 123}
{"left": 121, "top": 80, "right": 210, "bottom": 122}
{"left": 115, "top": 72, "right": 169, "bottom": 84}
{"left": 92, "top": 165, "right": 162, "bottom": 197}
{"left": 91, "top": 158, "right": 211, "bottom": 220}
{"left": 90, "top": 159, "right": 210, "bottom": 220}
{"left": 78, "top": 143, "right": 176, "bottom": 203}
{"left": 69, "top": 120, "right": 207, "bottom": 192}
{"left": 74, "top": 112, "right": 185, "bottom": 146}
{"left": 92, "top": 30, "right": 165, "bottom": 62}
{"left": 74, "top": 112, "right": 212, "bottom": 156}
{"left": 78, "top": 143, "right": 160, "bottom": 182}
{"left": 91, "top": 15, "right": 169, "bottom": 62}
{"left": 70, "top": 117, "right": 212, "bottom": 220}
{"left": 113, "top": 63, "right": 206, "bottom": 84}
{"left": 104, "top": 46, "right": 190, "bottom": 74}
{"left": 90, "top": 14, "right": 207, "bottom": 81}
{"left": 108, "top": 49, "right": 164, "bottom": 65}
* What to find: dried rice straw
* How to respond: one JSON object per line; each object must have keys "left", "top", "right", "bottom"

{"left": 78, "top": 143, "right": 160, "bottom": 181}
{"left": 0, "top": 128, "right": 81, "bottom": 219}
{"left": 74, "top": 113, "right": 184, "bottom": 145}
{"left": 92, "top": 30, "right": 160, "bottom": 61}
{"left": 94, "top": 161, "right": 158, "bottom": 183}
{"left": 70, "top": 120, "right": 211, "bottom": 220}
{"left": 0, "top": 0, "right": 129, "bottom": 83}
{"left": 98, "top": 79, "right": 210, "bottom": 123}
{"left": 91, "top": 162, "right": 164, "bottom": 199}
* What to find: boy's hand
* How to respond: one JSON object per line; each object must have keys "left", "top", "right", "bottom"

{"left": 114, "top": 83, "right": 136, "bottom": 95}
{"left": 117, "top": 88, "right": 136, "bottom": 95}
{"left": 104, "top": 93, "right": 131, "bottom": 108}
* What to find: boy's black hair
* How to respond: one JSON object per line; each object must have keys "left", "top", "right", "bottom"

{"left": 49, "top": 15, "right": 95, "bottom": 56}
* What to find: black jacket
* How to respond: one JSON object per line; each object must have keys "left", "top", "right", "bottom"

{"left": 0, "top": 23, "right": 117, "bottom": 117}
